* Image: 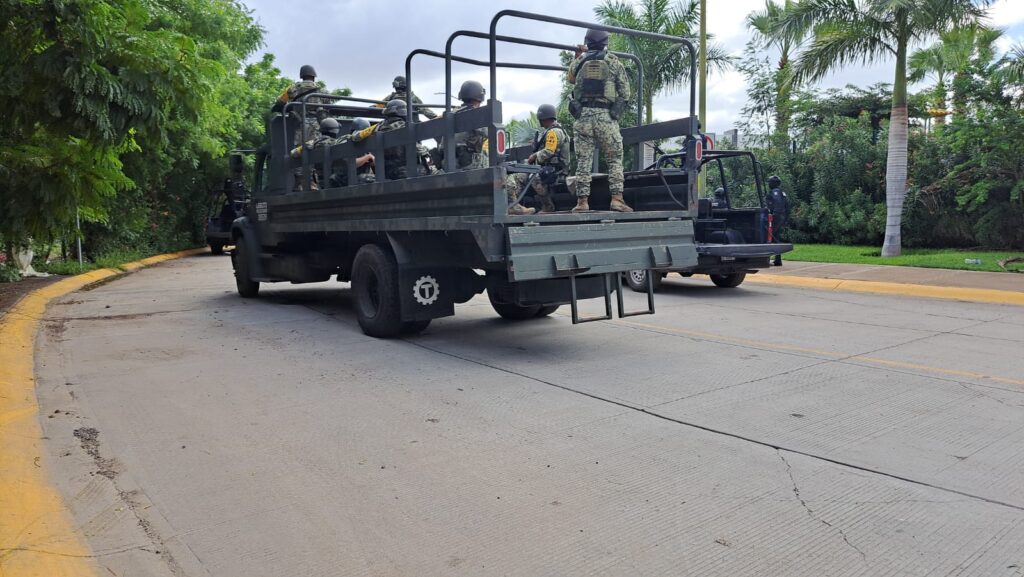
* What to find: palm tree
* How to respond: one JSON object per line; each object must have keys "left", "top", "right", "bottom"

{"left": 773, "top": 0, "right": 990, "bottom": 257}
{"left": 747, "top": 0, "right": 809, "bottom": 144}
{"left": 910, "top": 25, "right": 1002, "bottom": 124}
{"left": 595, "top": 0, "right": 732, "bottom": 125}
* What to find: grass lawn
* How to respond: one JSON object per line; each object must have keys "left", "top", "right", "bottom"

{"left": 788, "top": 244, "right": 1024, "bottom": 273}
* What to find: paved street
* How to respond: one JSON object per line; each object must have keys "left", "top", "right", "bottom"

{"left": 34, "top": 254, "right": 1024, "bottom": 576}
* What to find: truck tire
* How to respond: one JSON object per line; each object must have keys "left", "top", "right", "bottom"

{"left": 233, "top": 238, "right": 260, "bottom": 298}
{"left": 487, "top": 289, "right": 542, "bottom": 320}
{"left": 535, "top": 305, "right": 561, "bottom": 318}
{"left": 710, "top": 272, "right": 746, "bottom": 288}
{"left": 625, "top": 269, "right": 663, "bottom": 293}
{"left": 209, "top": 242, "right": 224, "bottom": 255}
{"left": 401, "top": 319, "right": 431, "bottom": 335}
{"left": 352, "top": 244, "right": 404, "bottom": 338}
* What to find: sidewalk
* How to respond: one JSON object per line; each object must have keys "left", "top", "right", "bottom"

{"left": 768, "top": 261, "right": 1024, "bottom": 292}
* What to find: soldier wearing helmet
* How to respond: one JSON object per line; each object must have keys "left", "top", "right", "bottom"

{"left": 291, "top": 118, "right": 376, "bottom": 189}
{"left": 505, "top": 103, "right": 571, "bottom": 215}
{"left": 381, "top": 75, "right": 438, "bottom": 121}
{"left": 351, "top": 99, "right": 428, "bottom": 180}
{"left": 437, "top": 80, "right": 490, "bottom": 172}
{"left": 274, "top": 65, "right": 334, "bottom": 190}
{"left": 567, "top": 29, "right": 632, "bottom": 213}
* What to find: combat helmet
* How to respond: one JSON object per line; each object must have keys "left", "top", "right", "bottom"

{"left": 384, "top": 99, "right": 407, "bottom": 118}
{"left": 536, "top": 104, "right": 557, "bottom": 121}
{"left": 319, "top": 117, "right": 340, "bottom": 137}
{"left": 393, "top": 75, "right": 406, "bottom": 90}
{"left": 458, "top": 80, "right": 486, "bottom": 103}
{"left": 767, "top": 175, "right": 782, "bottom": 188}
{"left": 299, "top": 64, "right": 317, "bottom": 80}
{"left": 350, "top": 117, "right": 370, "bottom": 132}
{"left": 584, "top": 29, "right": 609, "bottom": 50}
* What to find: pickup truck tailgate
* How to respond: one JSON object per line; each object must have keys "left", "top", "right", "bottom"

{"left": 507, "top": 219, "right": 697, "bottom": 281}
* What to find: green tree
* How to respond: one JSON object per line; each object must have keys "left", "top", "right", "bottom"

{"left": 746, "top": 0, "right": 809, "bottom": 145}
{"left": 773, "top": 0, "right": 990, "bottom": 257}
{"left": 594, "top": 0, "right": 732, "bottom": 124}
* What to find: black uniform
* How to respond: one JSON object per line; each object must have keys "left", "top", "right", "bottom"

{"left": 766, "top": 185, "right": 789, "bottom": 265}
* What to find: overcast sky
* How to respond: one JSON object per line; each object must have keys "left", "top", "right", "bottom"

{"left": 242, "top": 0, "right": 1024, "bottom": 134}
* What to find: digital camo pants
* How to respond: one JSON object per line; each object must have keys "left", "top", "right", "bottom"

{"left": 573, "top": 108, "right": 623, "bottom": 197}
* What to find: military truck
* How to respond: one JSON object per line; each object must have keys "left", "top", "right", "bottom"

{"left": 624, "top": 149, "right": 793, "bottom": 291}
{"left": 230, "top": 11, "right": 710, "bottom": 338}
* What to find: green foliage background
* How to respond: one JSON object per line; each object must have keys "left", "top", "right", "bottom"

{"left": 0, "top": 0, "right": 294, "bottom": 263}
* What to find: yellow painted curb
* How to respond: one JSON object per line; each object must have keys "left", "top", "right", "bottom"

{"left": 744, "top": 273, "right": 1024, "bottom": 306}
{"left": 0, "top": 248, "right": 204, "bottom": 576}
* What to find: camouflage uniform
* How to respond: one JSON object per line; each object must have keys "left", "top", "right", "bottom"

{"left": 289, "top": 133, "right": 336, "bottom": 190}
{"left": 504, "top": 121, "right": 570, "bottom": 211}
{"left": 443, "top": 104, "right": 489, "bottom": 171}
{"left": 351, "top": 118, "right": 427, "bottom": 180}
{"left": 381, "top": 89, "right": 438, "bottom": 120}
{"left": 567, "top": 50, "right": 631, "bottom": 202}
{"left": 278, "top": 79, "right": 331, "bottom": 146}
{"left": 278, "top": 79, "right": 332, "bottom": 190}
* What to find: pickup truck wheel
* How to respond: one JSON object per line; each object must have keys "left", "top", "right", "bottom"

{"left": 710, "top": 272, "right": 746, "bottom": 288}
{"left": 401, "top": 319, "right": 431, "bottom": 335}
{"left": 233, "top": 238, "right": 260, "bottom": 298}
{"left": 625, "top": 269, "right": 663, "bottom": 293}
{"left": 209, "top": 242, "right": 224, "bottom": 255}
{"left": 535, "top": 305, "right": 560, "bottom": 318}
{"left": 488, "top": 290, "right": 542, "bottom": 320}
{"left": 352, "top": 244, "right": 403, "bottom": 338}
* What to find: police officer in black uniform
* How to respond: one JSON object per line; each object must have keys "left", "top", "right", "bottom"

{"left": 766, "top": 175, "right": 789, "bottom": 265}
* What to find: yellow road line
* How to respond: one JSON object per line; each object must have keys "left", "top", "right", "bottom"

{"left": 744, "top": 273, "right": 1024, "bottom": 306}
{"left": 616, "top": 319, "right": 1024, "bottom": 388}
{"left": 0, "top": 248, "right": 203, "bottom": 576}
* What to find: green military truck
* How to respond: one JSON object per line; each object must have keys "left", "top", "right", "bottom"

{"left": 625, "top": 149, "right": 793, "bottom": 291}
{"left": 230, "top": 11, "right": 709, "bottom": 338}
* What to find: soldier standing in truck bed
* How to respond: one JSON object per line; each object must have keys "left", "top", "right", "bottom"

{"left": 382, "top": 76, "right": 438, "bottom": 121}
{"left": 567, "top": 29, "right": 632, "bottom": 213}
{"left": 273, "top": 65, "right": 333, "bottom": 190}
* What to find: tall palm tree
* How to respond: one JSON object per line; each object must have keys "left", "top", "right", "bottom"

{"left": 910, "top": 25, "right": 1002, "bottom": 124}
{"left": 773, "top": 0, "right": 990, "bottom": 257}
{"left": 595, "top": 0, "right": 732, "bottom": 125}
{"left": 747, "top": 0, "right": 808, "bottom": 143}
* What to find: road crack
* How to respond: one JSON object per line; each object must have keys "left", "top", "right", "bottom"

{"left": 777, "top": 450, "right": 868, "bottom": 562}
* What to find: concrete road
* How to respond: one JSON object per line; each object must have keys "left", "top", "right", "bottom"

{"left": 34, "top": 255, "right": 1024, "bottom": 576}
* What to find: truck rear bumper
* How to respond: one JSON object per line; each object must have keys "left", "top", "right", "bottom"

{"left": 696, "top": 242, "right": 793, "bottom": 259}
{"left": 507, "top": 220, "right": 698, "bottom": 281}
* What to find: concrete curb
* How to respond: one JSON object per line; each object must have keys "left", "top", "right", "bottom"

{"left": 745, "top": 272, "right": 1024, "bottom": 306}
{"left": 0, "top": 247, "right": 205, "bottom": 577}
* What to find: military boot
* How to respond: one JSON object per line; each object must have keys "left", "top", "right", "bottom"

{"left": 609, "top": 193, "right": 633, "bottom": 213}
{"left": 537, "top": 194, "right": 556, "bottom": 213}
{"left": 572, "top": 196, "right": 590, "bottom": 213}
{"left": 508, "top": 203, "right": 536, "bottom": 216}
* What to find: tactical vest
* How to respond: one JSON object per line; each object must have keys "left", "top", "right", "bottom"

{"left": 533, "top": 126, "right": 568, "bottom": 168}
{"left": 574, "top": 52, "right": 617, "bottom": 104}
